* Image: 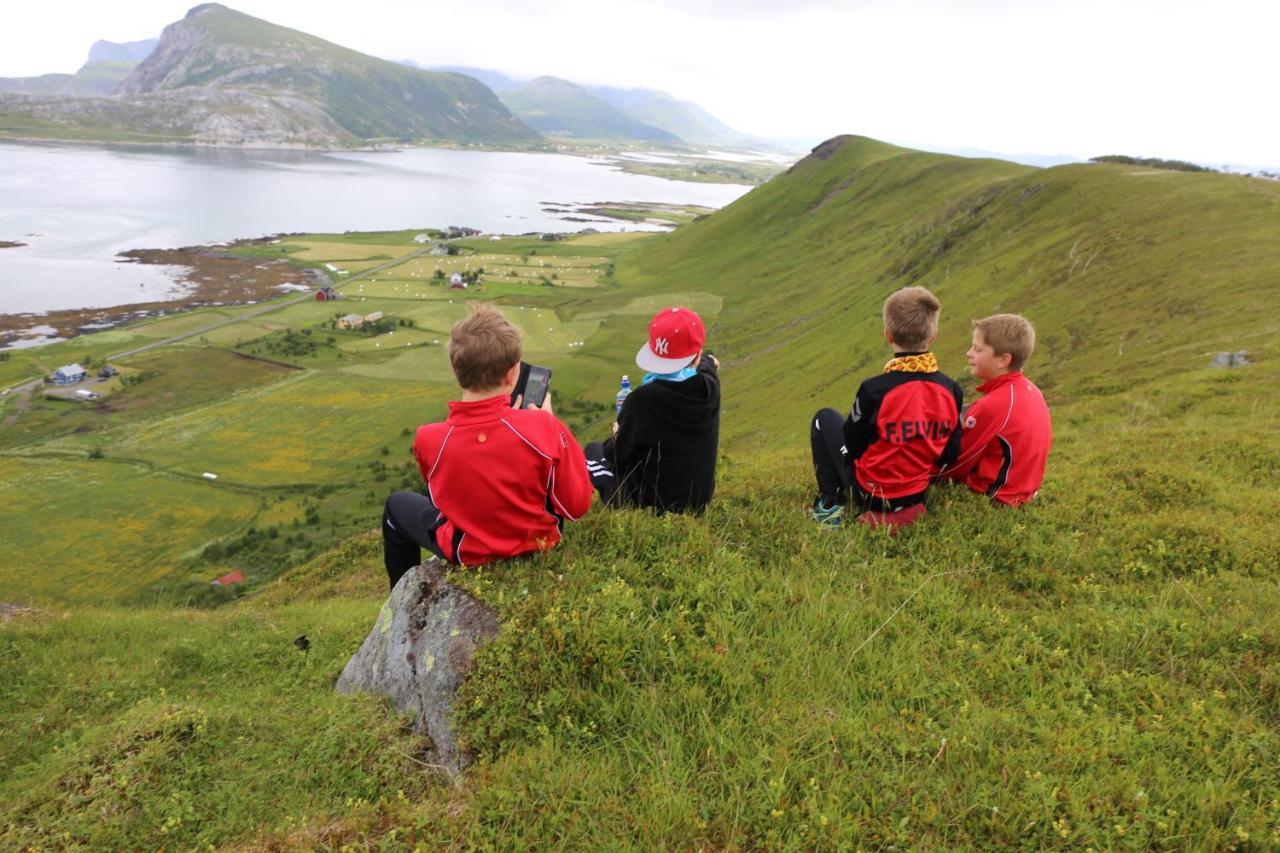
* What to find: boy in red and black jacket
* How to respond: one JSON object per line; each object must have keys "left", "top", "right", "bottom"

{"left": 809, "top": 286, "right": 963, "bottom": 527}
{"left": 937, "top": 314, "right": 1052, "bottom": 505}
{"left": 381, "top": 303, "right": 592, "bottom": 590}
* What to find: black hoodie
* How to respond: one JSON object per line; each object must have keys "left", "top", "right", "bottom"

{"left": 600, "top": 358, "right": 720, "bottom": 514}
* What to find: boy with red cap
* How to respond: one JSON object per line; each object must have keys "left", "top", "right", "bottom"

{"left": 937, "top": 313, "right": 1053, "bottom": 505}
{"left": 584, "top": 306, "right": 721, "bottom": 514}
{"left": 381, "top": 303, "right": 592, "bottom": 590}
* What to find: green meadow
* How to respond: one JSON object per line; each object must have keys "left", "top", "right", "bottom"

{"left": 2, "top": 136, "right": 1278, "bottom": 848}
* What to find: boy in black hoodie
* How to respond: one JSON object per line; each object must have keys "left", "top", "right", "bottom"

{"left": 584, "top": 306, "right": 721, "bottom": 514}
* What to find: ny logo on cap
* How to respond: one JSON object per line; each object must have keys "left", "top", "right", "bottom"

{"left": 654, "top": 337, "right": 670, "bottom": 355}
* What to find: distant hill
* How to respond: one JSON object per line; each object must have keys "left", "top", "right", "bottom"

{"left": 0, "top": 40, "right": 156, "bottom": 97}
{"left": 421, "top": 63, "right": 759, "bottom": 148}
{"left": 87, "top": 38, "right": 158, "bottom": 65}
{"left": 588, "top": 86, "right": 753, "bottom": 147}
{"left": 0, "top": 4, "right": 538, "bottom": 147}
{"left": 500, "top": 76, "right": 680, "bottom": 143}
{"left": 429, "top": 65, "right": 525, "bottom": 94}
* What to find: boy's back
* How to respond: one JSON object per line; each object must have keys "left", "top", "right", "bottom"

{"left": 414, "top": 395, "right": 591, "bottom": 564}
{"left": 609, "top": 357, "right": 720, "bottom": 513}
{"left": 943, "top": 371, "right": 1052, "bottom": 505}
{"left": 846, "top": 361, "right": 963, "bottom": 499}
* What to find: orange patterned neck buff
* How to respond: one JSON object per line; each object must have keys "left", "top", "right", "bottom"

{"left": 884, "top": 352, "right": 939, "bottom": 374}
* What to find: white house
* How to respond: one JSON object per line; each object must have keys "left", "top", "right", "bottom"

{"left": 450, "top": 272, "right": 467, "bottom": 289}
{"left": 51, "top": 364, "right": 86, "bottom": 385}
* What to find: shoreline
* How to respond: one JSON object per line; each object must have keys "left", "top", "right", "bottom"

{"left": 0, "top": 238, "right": 323, "bottom": 348}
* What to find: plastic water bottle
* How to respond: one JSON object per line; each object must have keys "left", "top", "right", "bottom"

{"left": 615, "top": 375, "right": 632, "bottom": 415}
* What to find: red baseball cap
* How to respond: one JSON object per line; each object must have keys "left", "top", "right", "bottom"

{"left": 635, "top": 306, "right": 705, "bottom": 373}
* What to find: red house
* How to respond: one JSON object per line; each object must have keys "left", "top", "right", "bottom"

{"left": 315, "top": 286, "right": 338, "bottom": 301}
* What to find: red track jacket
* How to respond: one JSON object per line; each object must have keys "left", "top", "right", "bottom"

{"left": 939, "top": 371, "right": 1053, "bottom": 506}
{"left": 412, "top": 395, "right": 592, "bottom": 565}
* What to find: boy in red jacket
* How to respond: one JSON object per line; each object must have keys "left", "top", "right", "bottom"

{"left": 809, "top": 286, "right": 963, "bottom": 527}
{"left": 937, "top": 313, "right": 1052, "bottom": 505}
{"left": 381, "top": 303, "right": 592, "bottom": 589}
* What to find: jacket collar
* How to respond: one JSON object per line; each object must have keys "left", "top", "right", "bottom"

{"left": 446, "top": 394, "right": 512, "bottom": 424}
{"left": 977, "top": 371, "right": 1023, "bottom": 394}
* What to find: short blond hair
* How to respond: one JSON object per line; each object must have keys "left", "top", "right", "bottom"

{"left": 882, "top": 286, "right": 941, "bottom": 351}
{"left": 973, "top": 313, "right": 1036, "bottom": 371}
{"left": 448, "top": 303, "right": 522, "bottom": 391}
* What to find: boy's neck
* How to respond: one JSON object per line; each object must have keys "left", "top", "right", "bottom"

{"left": 460, "top": 388, "right": 506, "bottom": 402}
{"left": 979, "top": 369, "right": 1019, "bottom": 384}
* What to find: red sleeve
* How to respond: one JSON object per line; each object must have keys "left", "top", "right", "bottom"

{"left": 937, "top": 392, "right": 1008, "bottom": 482}
{"left": 548, "top": 417, "right": 592, "bottom": 521}
{"left": 412, "top": 424, "right": 437, "bottom": 484}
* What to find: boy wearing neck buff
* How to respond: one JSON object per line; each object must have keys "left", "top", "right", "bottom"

{"left": 584, "top": 306, "right": 721, "bottom": 514}
{"left": 809, "top": 286, "right": 963, "bottom": 527}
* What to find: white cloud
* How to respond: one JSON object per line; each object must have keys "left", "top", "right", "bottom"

{"left": 1, "top": 0, "right": 1276, "bottom": 165}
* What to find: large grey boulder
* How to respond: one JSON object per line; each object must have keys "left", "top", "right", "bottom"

{"left": 336, "top": 558, "right": 500, "bottom": 772}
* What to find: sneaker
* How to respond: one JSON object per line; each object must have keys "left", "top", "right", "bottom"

{"left": 810, "top": 497, "right": 844, "bottom": 527}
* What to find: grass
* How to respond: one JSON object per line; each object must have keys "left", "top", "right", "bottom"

{"left": 3, "top": 136, "right": 1279, "bottom": 847}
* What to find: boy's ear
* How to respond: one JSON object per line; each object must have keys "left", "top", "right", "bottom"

{"left": 883, "top": 327, "right": 893, "bottom": 345}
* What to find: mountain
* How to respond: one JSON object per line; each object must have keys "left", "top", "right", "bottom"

{"left": 588, "top": 85, "right": 753, "bottom": 147}
{"left": 499, "top": 76, "right": 681, "bottom": 143}
{"left": 0, "top": 40, "right": 156, "bottom": 97}
{"left": 0, "top": 4, "right": 538, "bottom": 147}
{"left": 87, "top": 38, "right": 158, "bottom": 65}
{"left": 428, "top": 65, "right": 525, "bottom": 94}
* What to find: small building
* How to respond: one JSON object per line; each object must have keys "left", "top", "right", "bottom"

{"left": 428, "top": 244, "right": 449, "bottom": 256}
{"left": 413, "top": 233, "right": 431, "bottom": 244}
{"left": 315, "top": 286, "right": 339, "bottom": 301}
{"left": 98, "top": 366, "right": 118, "bottom": 379}
{"left": 51, "top": 364, "right": 86, "bottom": 385}
{"left": 364, "top": 311, "right": 384, "bottom": 323}
{"left": 337, "top": 313, "right": 365, "bottom": 330}
{"left": 212, "top": 570, "right": 245, "bottom": 587}
{"left": 449, "top": 272, "right": 467, "bottom": 290}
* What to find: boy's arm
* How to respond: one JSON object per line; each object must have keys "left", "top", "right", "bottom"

{"left": 549, "top": 419, "right": 593, "bottom": 520}
{"left": 938, "top": 384, "right": 965, "bottom": 468}
{"left": 608, "top": 391, "right": 644, "bottom": 471}
{"left": 842, "top": 383, "right": 877, "bottom": 460}
{"left": 937, "top": 394, "right": 1004, "bottom": 481}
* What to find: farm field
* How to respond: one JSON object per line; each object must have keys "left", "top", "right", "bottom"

{"left": 0, "top": 456, "right": 262, "bottom": 604}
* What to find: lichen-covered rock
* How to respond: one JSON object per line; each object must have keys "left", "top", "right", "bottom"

{"left": 335, "top": 558, "right": 499, "bottom": 772}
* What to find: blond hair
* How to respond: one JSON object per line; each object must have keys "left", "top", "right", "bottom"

{"left": 973, "top": 313, "right": 1036, "bottom": 371}
{"left": 882, "top": 286, "right": 941, "bottom": 351}
{"left": 448, "top": 303, "right": 522, "bottom": 391}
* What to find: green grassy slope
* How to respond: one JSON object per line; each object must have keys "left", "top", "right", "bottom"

{"left": 3, "top": 137, "right": 1279, "bottom": 848}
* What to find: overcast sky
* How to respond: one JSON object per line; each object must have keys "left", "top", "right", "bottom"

{"left": 2, "top": 0, "right": 1277, "bottom": 166}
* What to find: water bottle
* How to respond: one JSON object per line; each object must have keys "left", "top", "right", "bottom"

{"left": 615, "top": 375, "right": 632, "bottom": 415}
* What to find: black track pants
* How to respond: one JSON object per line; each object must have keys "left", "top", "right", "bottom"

{"left": 382, "top": 490, "right": 448, "bottom": 591}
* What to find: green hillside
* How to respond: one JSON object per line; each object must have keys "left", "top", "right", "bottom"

{"left": 0, "top": 61, "right": 137, "bottom": 97}
{"left": 502, "top": 76, "right": 681, "bottom": 143}
{"left": 3, "top": 138, "right": 1279, "bottom": 848}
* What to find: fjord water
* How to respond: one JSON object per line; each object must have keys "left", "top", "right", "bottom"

{"left": 0, "top": 143, "right": 751, "bottom": 314}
